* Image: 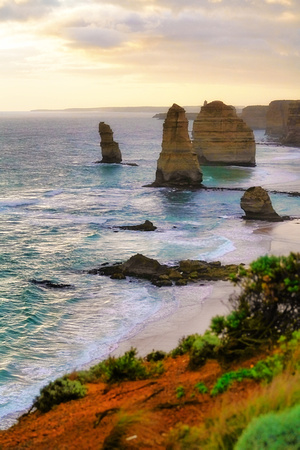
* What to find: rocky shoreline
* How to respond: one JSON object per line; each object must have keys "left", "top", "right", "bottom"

{"left": 88, "top": 253, "right": 241, "bottom": 287}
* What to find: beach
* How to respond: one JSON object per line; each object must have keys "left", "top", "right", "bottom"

{"left": 112, "top": 219, "right": 300, "bottom": 357}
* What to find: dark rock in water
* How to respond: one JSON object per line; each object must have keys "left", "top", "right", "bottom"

{"left": 30, "top": 279, "right": 74, "bottom": 289}
{"left": 89, "top": 253, "right": 240, "bottom": 287}
{"left": 119, "top": 220, "right": 157, "bottom": 231}
{"left": 121, "top": 253, "right": 167, "bottom": 279}
{"left": 240, "top": 186, "right": 285, "bottom": 221}
{"left": 98, "top": 122, "right": 122, "bottom": 163}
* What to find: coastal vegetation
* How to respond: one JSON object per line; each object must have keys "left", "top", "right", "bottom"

{"left": 0, "top": 253, "right": 299, "bottom": 448}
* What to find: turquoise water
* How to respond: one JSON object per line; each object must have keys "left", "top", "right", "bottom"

{"left": 0, "top": 112, "right": 299, "bottom": 428}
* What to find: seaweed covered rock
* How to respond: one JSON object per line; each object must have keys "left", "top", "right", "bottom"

{"left": 89, "top": 254, "right": 239, "bottom": 286}
{"left": 152, "top": 104, "right": 203, "bottom": 187}
{"left": 119, "top": 220, "right": 157, "bottom": 231}
{"left": 240, "top": 186, "right": 283, "bottom": 221}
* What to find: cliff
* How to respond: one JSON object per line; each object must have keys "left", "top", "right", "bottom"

{"left": 265, "top": 100, "right": 292, "bottom": 138}
{"left": 192, "top": 101, "right": 256, "bottom": 166}
{"left": 152, "top": 104, "right": 203, "bottom": 187}
{"left": 240, "top": 105, "right": 268, "bottom": 130}
{"left": 282, "top": 100, "right": 300, "bottom": 146}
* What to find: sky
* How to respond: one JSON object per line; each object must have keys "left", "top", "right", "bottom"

{"left": 0, "top": 0, "right": 299, "bottom": 111}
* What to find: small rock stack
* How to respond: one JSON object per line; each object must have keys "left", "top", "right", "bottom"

{"left": 99, "top": 122, "right": 122, "bottom": 163}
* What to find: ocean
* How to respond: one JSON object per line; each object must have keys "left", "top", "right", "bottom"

{"left": 0, "top": 111, "right": 299, "bottom": 429}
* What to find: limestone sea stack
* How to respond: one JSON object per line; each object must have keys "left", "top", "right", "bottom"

{"left": 192, "top": 101, "right": 256, "bottom": 166}
{"left": 98, "top": 122, "right": 122, "bottom": 163}
{"left": 282, "top": 100, "right": 300, "bottom": 147}
{"left": 265, "top": 100, "right": 291, "bottom": 139}
{"left": 240, "top": 105, "right": 268, "bottom": 130}
{"left": 240, "top": 186, "right": 283, "bottom": 221}
{"left": 153, "top": 103, "right": 203, "bottom": 187}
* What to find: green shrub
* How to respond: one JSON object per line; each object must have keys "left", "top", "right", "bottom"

{"left": 213, "top": 253, "right": 300, "bottom": 361}
{"left": 235, "top": 404, "right": 300, "bottom": 450}
{"left": 211, "top": 353, "right": 284, "bottom": 396}
{"left": 188, "top": 331, "right": 220, "bottom": 369}
{"left": 194, "top": 382, "right": 208, "bottom": 394}
{"left": 146, "top": 350, "right": 166, "bottom": 362}
{"left": 176, "top": 386, "right": 185, "bottom": 399}
{"left": 77, "top": 348, "right": 163, "bottom": 384}
{"left": 33, "top": 377, "right": 87, "bottom": 413}
{"left": 170, "top": 334, "right": 199, "bottom": 358}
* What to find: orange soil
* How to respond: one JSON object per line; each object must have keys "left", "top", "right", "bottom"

{"left": 0, "top": 353, "right": 267, "bottom": 449}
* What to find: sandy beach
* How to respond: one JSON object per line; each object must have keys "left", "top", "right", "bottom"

{"left": 112, "top": 219, "right": 300, "bottom": 358}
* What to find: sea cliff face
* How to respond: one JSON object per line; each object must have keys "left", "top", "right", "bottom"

{"left": 240, "top": 105, "right": 268, "bottom": 130}
{"left": 192, "top": 101, "right": 256, "bottom": 166}
{"left": 282, "top": 100, "right": 300, "bottom": 146}
{"left": 265, "top": 100, "right": 291, "bottom": 139}
{"left": 153, "top": 103, "right": 203, "bottom": 187}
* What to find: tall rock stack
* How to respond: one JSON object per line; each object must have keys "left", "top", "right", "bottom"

{"left": 192, "top": 101, "right": 256, "bottom": 166}
{"left": 265, "top": 100, "right": 291, "bottom": 139}
{"left": 282, "top": 100, "right": 300, "bottom": 146}
{"left": 153, "top": 104, "right": 203, "bottom": 187}
{"left": 99, "top": 122, "right": 122, "bottom": 163}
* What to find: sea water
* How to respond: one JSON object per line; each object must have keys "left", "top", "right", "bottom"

{"left": 0, "top": 111, "right": 299, "bottom": 429}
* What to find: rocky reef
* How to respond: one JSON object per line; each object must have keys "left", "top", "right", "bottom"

{"left": 119, "top": 220, "right": 157, "bottom": 231}
{"left": 192, "top": 101, "right": 256, "bottom": 166}
{"left": 151, "top": 104, "right": 203, "bottom": 187}
{"left": 240, "top": 105, "right": 268, "bottom": 130}
{"left": 98, "top": 122, "right": 122, "bottom": 164}
{"left": 265, "top": 100, "right": 291, "bottom": 139}
{"left": 240, "top": 186, "right": 284, "bottom": 221}
{"left": 89, "top": 253, "right": 240, "bottom": 287}
{"left": 282, "top": 100, "right": 300, "bottom": 146}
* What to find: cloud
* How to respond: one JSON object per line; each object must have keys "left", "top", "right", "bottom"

{"left": 65, "top": 26, "right": 125, "bottom": 49}
{"left": 0, "top": 0, "right": 59, "bottom": 21}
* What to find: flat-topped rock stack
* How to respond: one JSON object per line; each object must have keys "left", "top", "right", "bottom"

{"left": 152, "top": 103, "right": 203, "bottom": 187}
{"left": 98, "top": 122, "right": 122, "bottom": 163}
{"left": 240, "top": 105, "right": 268, "bottom": 130}
{"left": 282, "top": 100, "right": 300, "bottom": 146}
{"left": 265, "top": 100, "right": 291, "bottom": 139}
{"left": 192, "top": 100, "right": 256, "bottom": 166}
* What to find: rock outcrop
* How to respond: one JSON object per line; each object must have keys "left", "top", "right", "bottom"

{"left": 152, "top": 104, "right": 203, "bottom": 187}
{"left": 240, "top": 186, "right": 283, "bottom": 221}
{"left": 240, "top": 105, "right": 268, "bottom": 130}
{"left": 98, "top": 122, "right": 122, "bottom": 163}
{"left": 89, "top": 253, "right": 240, "bottom": 286}
{"left": 119, "top": 220, "right": 157, "bottom": 231}
{"left": 282, "top": 101, "right": 300, "bottom": 146}
{"left": 265, "top": 100, "right": 291, "bottom": 139}
{"left": 192, "top": 101, "right": 256, "bottom": 166}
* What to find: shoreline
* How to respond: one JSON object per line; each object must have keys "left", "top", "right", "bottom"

{"left": 112, "top": 219, "right": 300, "bottom": 358}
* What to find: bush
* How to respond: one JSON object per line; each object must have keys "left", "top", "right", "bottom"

{"left": 176, "top": 386, "right": 185, "bottom": 399}
{"left": 188, "top": 331, "right": 220, "bottom": 369}
{"left": 210, "top": 353, "right": 284, "bottom": 396}
{"left": 213, "top": 253, "right": 300, "bottom": 360}
{"left": 170, "top": 334, "right": 199, "bottom": 358}
{"left": 146, "top": 350, "right": 166, "bottom": 362}
{"left": 194, "top": 382, "right": 208, "bottom": 394}
{"left": 77, "top": 348, "right": 163, "bottom": 384}
{"left": 33, "top": 377, "right": 87, "bottom": 413}
{"left": 235, "top": 404, "right": 300, "bottom": 450}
